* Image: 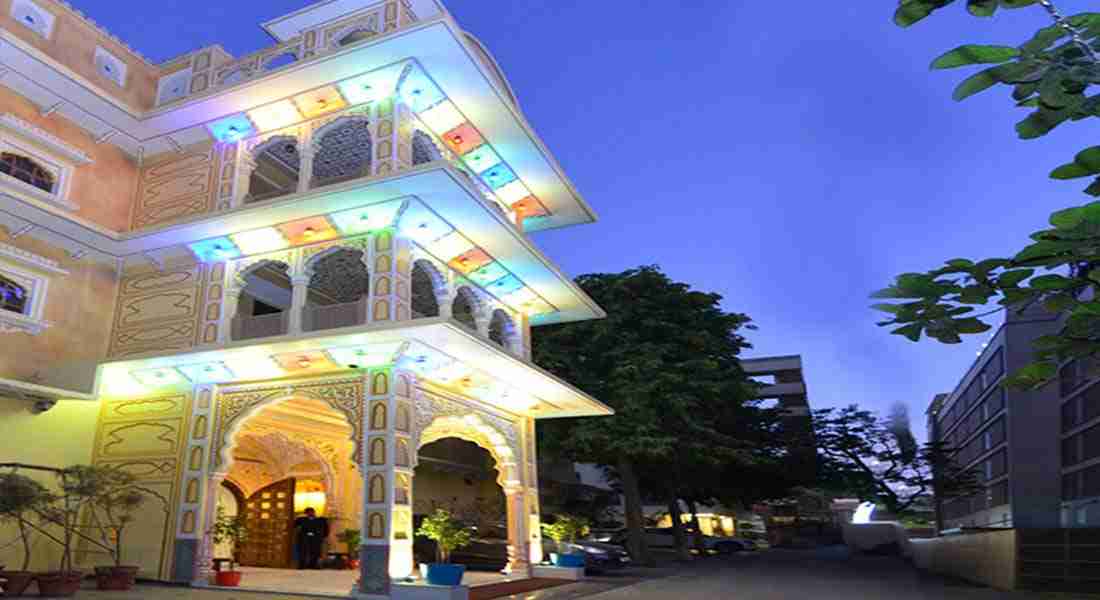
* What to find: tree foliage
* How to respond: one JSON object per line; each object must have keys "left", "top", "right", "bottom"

{"left": 875, "top": 3, "right": 1100, "bottom": 386}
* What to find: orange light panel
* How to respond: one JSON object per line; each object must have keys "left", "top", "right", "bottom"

{"left": 441, "top": 123, "right": 483, "bottom": 155}
{"left": 293, "top": 86, "right": 347, "bottom": 119}
{"left": 511, "top": 196, "right": 550, "bottom": 219}
{"left": 448, "top": 248, "right": 492, "bottom": 274}
{"left": 277, "top": 216, "right": 339, "bottom": 246}
{"left": 272, "top": 350, "right": 337, "bottom": 373}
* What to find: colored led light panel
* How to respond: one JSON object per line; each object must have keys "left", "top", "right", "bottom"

{"left": 277, "top": 216, "right": 339, "bottom": 246}
{"left": 189, "top": 237, "right": 242, "bottom": 262}
{"left": 328, "top": 200, "right": 403, "bottom": 236}
{"left": 501, "top": 286, "right": 538, "bottom": 306}
{"left": 481, "top": 164, "right": 517, "bottom": 190}
{"left": 432, "top": 361, "right": 472, "bottom": 384}
{"left": 327, "top": 343, "right": 401, "bottom": 368}
{"left": 176, "top": 361, "right": 235, "bottom": 383}
{"left": 248, "top": 100, "right": 302, "bottom": 132}
{"left": 517, "top": 297, "right": 555, "bottom": 315}
{"left": 222, "top": 354, "right": 285, "bottom": 380}
{"left": 423, "top": 231, "right": 475, "bottom": 261}
{"left": 398, "top": 343, "right": 454, "bottom": 375}
{"left": 231, "top": 228, "right": 289, "bottom": 255}
{"left": 399, "top": 67, "right": 446, "bottom": 111}
{"left": 293, "top": 86, "right": 347, "bottom": 119}
{"left": 442, "top": 123, "right": 483, "bottom": 155}
{"left": 511, "top": 196, "right": 550, "bottom": 219}
{"left": 338, "top": 69, "right": 401, "bottom": 105}
{"left": 466, "top": 262, "right": 509, "bottom": 287}
{"left": 495, "top": 180, "right": 532, "bottom": 204}
{"left": 462, "top": 146, "right": 503, "bottom": 175}
{"left": 130, "top": 367, "right": 187, "bottom": 387}
{"left": 448, "top": 248, "right": 492, "bottom": 274}
{"left": 486, "top": 274, "right": 524, "bottom": 296}
{"left": 207, "top": 113, "right": 254, "bottom": 142}
{"left": 272, "top": 350, "right": 336, "bottom": 373}
{"left": 418, "top": 100, "right": 465, "bottom": 134}
{"left": 397, "top": 201, "right": 454, "bottom": 244}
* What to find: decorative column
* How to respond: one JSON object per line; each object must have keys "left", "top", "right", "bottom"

{"left": 503, "top": 483, "right": 530, "bottom": 575}
{"left": 219, "top": 286, "right": 241, "bottom": 344}
{"left": 370, "top": 97, "right": 414, "bottom": 176}
{"left": 355, "top": 367, "right": 417, "bottom": 597}
{"left": 288, "top": 274, "right": 311, "bottom": 334}
{"left": 523, "top": 417, "right": 544, "bottom": 565}
{"left": 170, "top": 384, "right": 218, "bottom": 583}
{"left": 368, "top": 230, "right": 412, "bottom": 323}
{"left": 231, "top": 147, "right": 257, "bottom": 208}
{"left": 297, "top": 131, "right": 317, "bottom": 193}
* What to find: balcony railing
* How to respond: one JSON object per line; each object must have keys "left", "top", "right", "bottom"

{"left": 232, "top": 312, "right": 289, "bottom": 341}
{"left": 303, "top": 299, "right": 369, "bottom": 333}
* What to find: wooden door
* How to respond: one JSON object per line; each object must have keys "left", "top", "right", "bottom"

{"left": 237, "top": 478, "right": 295, "bottom": 568}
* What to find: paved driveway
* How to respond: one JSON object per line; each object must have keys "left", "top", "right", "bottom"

{"left": 553, "top": 547, "right": 1031, "bottom": 600}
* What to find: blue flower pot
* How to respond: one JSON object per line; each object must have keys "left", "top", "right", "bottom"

{"left": 550, "top": 552, "right": 586, "bottom": 568}
{"left": 422, "top": 563, "right": 465, "bottom": 586}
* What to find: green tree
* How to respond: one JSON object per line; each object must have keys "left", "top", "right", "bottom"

{"left": 874, "top": 2, "right": 1100, "bottom": 386}
{"left": 534, "top": 266, "right": 768, "bottom": 565}
{"left": 813, "top": 405, "right": 976, "bottom": 517}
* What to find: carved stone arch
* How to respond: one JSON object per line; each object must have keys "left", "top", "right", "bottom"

{"left": 311, "top": 116, "right": 373, "bottom": 184}
{"left": 301, "top": 244, "right": 370, "bottom": 279}
{"left": 413, "top": 392, "right": 521, "bottom": 487}
{"left": 488, "top": 308, "right": 519, "bottom": 352}
{"left": 212, "top": 381, "right": 365, "bottom": 475}
{"left": 412, "top": 130, "right": 443, "bottom": 165}
{"left": 230, "top": 258, "right": 291, "bottom": 292}
{"left": 411, "top": 259, "right": 447, "bottom": 318}
{"left": 331, "top": 17, "right": 379, "bottom": 48}
{"left": 236, "top": 430, "right": 340, "bottom": 514}
{"left": 451, "top": 285, "right": 485, "bottom": 332}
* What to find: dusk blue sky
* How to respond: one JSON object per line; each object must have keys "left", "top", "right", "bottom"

{"left": 75, "top": 1, "right": 1095, "bottom": 440}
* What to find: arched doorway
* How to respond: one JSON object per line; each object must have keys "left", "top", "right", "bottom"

{"left": 247, "top": 136, "right": 300, "bottom": 203}
{"left": 413, "top": 438, "right": 507, "bottom": 570}
{"left": 232, "top": 261, "right": 291, "bottom": 340}
{"left": 303, "top": 248, "right": 370, "bottom": 331}
{"left": 217, "top": 396, "right": 360, "bottom": 577}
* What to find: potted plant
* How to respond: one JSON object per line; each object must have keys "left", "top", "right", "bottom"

{"left": 0, "top": 473, "right": 51, "bottom": 596}
{"left": 70, "top": 466, "right": 147, "bottom": 590}
{"left": 542, "top": 515, "right": 589, "bottom": 568}
{"left": 336, "top": 529, "right": 360, "bottom": 570}
{"left": 415, "top": 509, "right": 472, "bottom": 586}
{"left": 33, "top": 467, "right": 91, "bottom": 597}
{"left": 209, "top": 507, "right": 248, "bottom": 587}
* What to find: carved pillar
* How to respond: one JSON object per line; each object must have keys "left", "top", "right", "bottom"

{"left": 232, "top": 149, "right": 257, "bottom": 208}
{"left": 289, "top": 275, "right": 310, "bottom": 334}
{"left": 503, "top": 483, "right": 530, "bottom": 575}
{"left": 355, "top": 367, "right": 417, "bottom": 597}
{"left": 368, "top": 230, "right": 412, "bottom": 323}
{"left": 219, "top": 287, "right": 241, "bottom": 344}
{"left": 371, "top": 97, "right": 414, "bottom": 176}
{"left": 523, "top": 417, "right": 544, "bottom": 565}
{"left": 298, "top": 134, "right": 317, "bottom": 194}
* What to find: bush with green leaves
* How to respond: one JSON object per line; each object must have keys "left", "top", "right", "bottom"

{"left": 209, "top": 506, "right": 248, "bottom": 571}
{"left": 415, "top": 509, "right": 472, "bottom": 563}
{"left": 540, "top": 515, "right": 590, "bottom": 546}
{"left": 875, "top": 3, "right": 1100, "bottom": 386}
{"left": 0, "top": 472, "right": 53, "bottom": 570}
{"left": 336, "top": 528, "right": 361, "bottom": 554}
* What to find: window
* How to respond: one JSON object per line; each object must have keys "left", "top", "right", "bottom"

{"left": 983, "top": 349, "right": 1005, "bottom": 384}
{"left": 988, "top": 449, "right": 1007, "bottom": 480}
{"left": 989, "top": 480, "right": 1009, "bottom": 507}
{"left": 1083, "top": 464, "right": 1100, "bottom": 498}
{"left": 94, "top": 47, "right": 127, "bottom": 87}
{"left": 156, "top": 68, "right": 192, "bottom": 105}
{"left": 1084, "top": 385, "right": 1100, "bottom": 423}
{"left": 987, "top": 387, "right": 1005, "bottom": 415}
{"left": 1064, "top": 398, "right": 1081, "bottom": 432}
{"left": 1064, "top": 472, "right": 1080, "bottom": 501}
{"left": 1084, "top": 424, "right": 1100, "bottom": 462}
{"left": 1064, "top": 436, "right": 1081, "bottom": 467}
{"left": 0, "top": 243, "right": 66, "bottom": 335}
{"left": 0, "top": 152, "right": 53, "bottom": 193}
{"left": 10, "top": 0, "right": 54, "bottom": 39}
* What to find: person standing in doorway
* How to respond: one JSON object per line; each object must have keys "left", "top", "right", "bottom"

{"left": 294, "top": 507, "right": 329, "bottom": 569}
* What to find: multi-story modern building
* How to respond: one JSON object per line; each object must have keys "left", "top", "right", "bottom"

{"left": 928, "top": 305, "right": 1063, "bottom": 530}
{"left": 0, "top": 0, "right": 612, "bottom": 596}
{"left": 1055, "top": 350, "right": 1100, "bottom": 526}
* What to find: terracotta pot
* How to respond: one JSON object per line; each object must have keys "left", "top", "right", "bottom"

{"left": 94, "top": 565, "right": 138, "bottom": 591}
{"left": 214, "top": 570, "right": 242, "bottom": 587}
{"left": 34, "top": 571, "right": 82, "bottom": 598}
{"left": 0, "top": 570, "right": 36, "bottom": 597}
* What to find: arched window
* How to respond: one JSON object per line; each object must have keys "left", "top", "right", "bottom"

{"left": 1, "top": 153, "right": 54, "bottom": 193}
{"left": 233, "top": 261, "right": 291, "bottom": 340}
{"left": 411, "top": 261, "right": 440, "bottom": 318}
{"left": 412, "top": 131, "right": 442, "bottom": 166}
{"left": 0, "top": 275, "right": 28, "bottom": 315}
{"left": 452, "top": 288, "right": 478, "bottom": 332}
{"left": 312, "top": 118, "right": 372, "bottom": 187}
{"left": 248, "top": 136, "right": 300, "bottom": 203}
{"left": 304, "top": 248, "right": 370, "bottom": 331}
{"left": 488, "top": 309, "right": 514, "bottom": 348}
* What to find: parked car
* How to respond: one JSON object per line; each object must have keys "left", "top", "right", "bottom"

{"left": 543, "top": 538, "right": 631, "bottom": 573}
{"left": 611, "top": 527, "right": 756, "bottom": 554}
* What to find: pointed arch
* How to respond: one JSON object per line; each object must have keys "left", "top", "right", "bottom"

{"left": 248, "top": 135, "right": 300, "bottom": 203}
{"left": 312, "top": 116, "right": 372, "bottom": 186}
{"left": 488, "top": 308, "right": 517, "bottom": 350}
{"left": 451, "top": 286, "right": 480, "bottom": 332}
{"left": 411, "top": 130, "right": 443, "bottom": 166}
{"left": 1, "top": 152, "right": 55, "bottom": 193}
{"left": 411, "top": 260, "right": 444, "bottom": 318}
{"left": 232, "top": 260, "right": 291, "bottom": 340}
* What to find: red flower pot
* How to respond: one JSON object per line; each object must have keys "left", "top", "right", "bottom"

{"left": 215, "top": 570, "right": 242, "bottom": 587}
{"left": 94, "top": 566, "right": 139, "bottom": 590}
{"left": 35, "top": 571, "right": 83, "bottom": 597}
{"left": 0, "top": 570, "right": 36, "bottom": 597}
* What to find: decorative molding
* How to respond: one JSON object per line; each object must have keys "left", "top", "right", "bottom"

{"left": 0, "top": 241, "right": 68, "bottom": 275}
{"left": 0, "top": 113, "right": 93, "bottom": 164}
{"left": 0, "top": 309, "right": 50, "bottom": 334}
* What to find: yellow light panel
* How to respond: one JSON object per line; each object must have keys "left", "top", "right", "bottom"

{"left": 277, "top": 216, "right": 339, "bottom": 246}
{"left": 248, "top": 100, "right": 302, "bottom": 132}
{"left": 418, "top": 100, "right": 465, "bottom": 135}
{"left": 222, "top": 354, "right": 285, "bottom": 380}
{"left": 293, "top": 86, "right": 347, "bottom": 119}
{"left": 424, "top": 231, "right": 475, "bottom": 261}
{"left": 231, "top": 228, "right": 289, "bottom": 255}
